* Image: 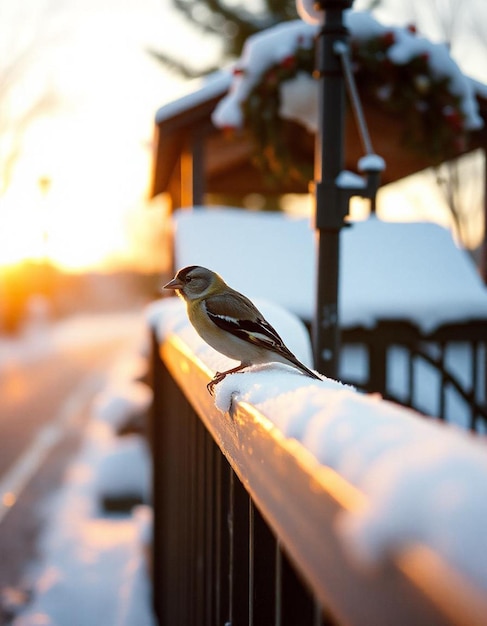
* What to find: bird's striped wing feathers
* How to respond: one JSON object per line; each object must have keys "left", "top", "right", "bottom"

{"left": 204, "top": 291, "right": 321, "bottom": 381}
{"left": 204, "top": 293, "right": 290, "bottom": 355}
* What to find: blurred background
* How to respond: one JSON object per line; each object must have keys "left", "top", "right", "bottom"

{"left": 0, "top": 2, "right": 486, "bottom": 622}
{"left": 0, "top": 0, "right": 200, "bottom": 331}
{"left": 0, "top": 0, "right": 486, "bottom": 332}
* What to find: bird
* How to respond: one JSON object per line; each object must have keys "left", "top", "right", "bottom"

{"left": 163, "top": 265, "right": 321, "bottom": 394}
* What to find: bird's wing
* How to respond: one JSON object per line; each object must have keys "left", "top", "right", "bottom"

{"left": 204, "top": 292, "right": 290, "bottom": 355}
{"left": 205, "top": 292, "right": 321, "bottom": 381}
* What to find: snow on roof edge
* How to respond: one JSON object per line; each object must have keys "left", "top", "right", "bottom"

{"left": 155, "top": 70, "right": 232, "bottom": 125}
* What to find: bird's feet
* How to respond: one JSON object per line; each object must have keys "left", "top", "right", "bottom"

{"left": 207, "top": 364, "right": 249, "bottom": 395}
{"left": 207, "top": 371, "right": 227, "bottom": 395}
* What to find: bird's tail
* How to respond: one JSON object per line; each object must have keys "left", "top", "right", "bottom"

{"left": 286, "top": 353, "right": 322, "bottom": 381}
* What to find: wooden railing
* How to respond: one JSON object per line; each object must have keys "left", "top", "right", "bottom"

{"left": 149, "top": 330, "right": 487, "bottom": 626}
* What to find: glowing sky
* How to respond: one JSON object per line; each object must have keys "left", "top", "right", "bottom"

{"left": 0, "top": 0, "right": 220, "bottom": 271}
{"left": 0, "top": 0, "right": 486, "bottom": 270}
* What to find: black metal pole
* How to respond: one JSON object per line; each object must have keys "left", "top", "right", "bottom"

{"left": 312, "top": 0, "right": 353, "bottom": 378}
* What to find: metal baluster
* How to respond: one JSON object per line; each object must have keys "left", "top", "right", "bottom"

{"left": 439, "top": 343, "right": 447, "bottom": 420}
{"left": 470, "top": 341, "right": 478, "bottom": 430}
{"left": 225, "top": 470, "right": 235, "bottom": 626}
{"left": 184, "top": 400, "right": 195, "bottom": 625}
{"left": 204, "top": 432, "right": 214, "bottom": 625}
{"left": 214, "top": 451, "right": 223, "bottom": 625}
{"left": 216, "top": 454, "right": 230, "bottom": 626}
{"left": 249, "top": 500, "right": 255, "bottom": 626}
{"left": 275, "top": 542, "right": 282, "bottom": 626}
{"left": 406, "top": 347, "right": 413, "bottom": 407}
{"left": 314, "top": 599, "right": 324, "bottom": 626}
{"left": 409, "top": 348, "right": 415, "bottom": 410}
{"left": 196, "top": 418, "right": 206, "bottom": 621}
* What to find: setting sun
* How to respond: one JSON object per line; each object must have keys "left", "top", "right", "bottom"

{"left": 0, "top": 115, "right": 154, "bottom": 272}
{"left": 0, "top": 139, "right": 136, "bottom": 272}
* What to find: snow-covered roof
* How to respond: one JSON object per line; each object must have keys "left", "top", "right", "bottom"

{"left": 155, "top": 70, "right": 231, "bottom": 125}
{"left": 151, "top": 13, "right": 487, "bottom": 201}
{"left": 172, "top": 207, "right": 487, "bottom": 333}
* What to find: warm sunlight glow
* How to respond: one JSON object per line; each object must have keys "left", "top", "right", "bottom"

{"left": 0, "top": 120, "right": 133, "bottom": 271}
{"left": 0, "top": 91, "right": 173, "bottom": 272}
{"left": 0, "top": 1, "right": 189, "bottom": 274}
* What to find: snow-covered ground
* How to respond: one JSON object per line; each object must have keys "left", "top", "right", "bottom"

{"left": 12, "top": 421, "right": 154, "bottom": 626}
{"left": 4, "top": 201, "right": 487, "bottom": 623}
{"left": 3, "top": 265, "right": 484, "bottom": 624}
{"left": 0, "top": 314, "right": 156, "bottom": 626}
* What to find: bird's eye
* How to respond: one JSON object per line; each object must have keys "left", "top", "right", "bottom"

{"left": 185, "top": 276, "right": 192, "bottom": 283}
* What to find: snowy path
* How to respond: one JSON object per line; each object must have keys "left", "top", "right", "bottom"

{"left": 11, "top": 416, "right": 155, "bottom": 626}
{"left": 0, "top": 313, "right": 155, "bottom": 625}
{"left": 0, "top": 373, "right": 100, "bottom": 524}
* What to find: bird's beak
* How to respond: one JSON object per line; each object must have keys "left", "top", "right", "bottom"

{"left": 163, "top": 277, "right": 183, "bottom": 290}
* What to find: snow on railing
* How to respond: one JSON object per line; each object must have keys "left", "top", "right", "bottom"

{"left": 148, "top": 297, "right": 487, "bottom": 626}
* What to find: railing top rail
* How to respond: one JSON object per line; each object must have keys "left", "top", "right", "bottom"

{"left": 158, "top": 331, "right": 487, "bottom": 626}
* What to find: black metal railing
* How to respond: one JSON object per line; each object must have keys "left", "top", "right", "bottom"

{"left": 341, "top": 320, "right": 487, "bottom": 432}
{"left": 150, "top": 333, "right": 334, "bottom": 626}
{"left": 149, "top": 330, "right": 487, "bottom": 626}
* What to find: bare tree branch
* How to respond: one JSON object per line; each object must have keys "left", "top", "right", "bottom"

{"left": 0, "top": 0, "right": 64, "bottom": 195}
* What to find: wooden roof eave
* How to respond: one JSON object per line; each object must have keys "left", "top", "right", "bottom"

{"left": 150, "top": 88, "right": 228, "bottom": 198}
{"left": 150, "top": 90, "right": 487, "bottom": 200}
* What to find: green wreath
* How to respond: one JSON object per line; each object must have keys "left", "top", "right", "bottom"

{"left": 239, "top": 28, "right": 470, "bottom": 187}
